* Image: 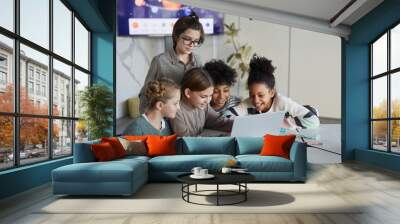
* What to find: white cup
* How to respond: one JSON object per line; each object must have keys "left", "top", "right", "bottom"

{"left": 191, "top": 167, "right": 202, "bottom": 176}
{"left": 199, "top": 169, "right": 208, "bottom": 176}
{"left": 221, "top": 167, "right": 232, "bottom": 174}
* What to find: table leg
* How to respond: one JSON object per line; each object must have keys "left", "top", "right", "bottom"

{"left": 195, "top": 184, "right": 197, "bottom": 192}
{"left": 245, "top": 183, "right": 247, "bottom": 201}
{"left": 217, "top": 184, "right": 219, "bottom": 206}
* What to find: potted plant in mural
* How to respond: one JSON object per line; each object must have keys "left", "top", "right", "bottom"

{"left": 79, "top": 84, "right": 113, "bottom": 140}
{"left": 224, "top": 22, "right": 254, "bottom": 96}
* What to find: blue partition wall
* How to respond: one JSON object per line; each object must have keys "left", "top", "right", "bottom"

{"left": 344, "top": 0, "right": 400, "bottom": 171}
{"left": 0, "top": 0, "right": 116, "bottom": 200}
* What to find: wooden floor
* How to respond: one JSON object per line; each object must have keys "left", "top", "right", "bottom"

{"left": 1, "top": 162, "right": 400, "bottom": 224}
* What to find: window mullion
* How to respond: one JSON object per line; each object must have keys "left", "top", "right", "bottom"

{"left": 387, "top": 30, "right": 392, "bottom": 152}
{"left": 71, "top": 10, "right": 76, "bottom": 154}
{"left": 48, "top": 0, "right": 54, "bottom": 160}
{"left": 13, "top": 0, "right": 20, "bottom": 167}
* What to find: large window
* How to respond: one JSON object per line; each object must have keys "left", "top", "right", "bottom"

{"left": 371, "top": 23, "right": 400, "bottom": 153}
{"left": 0, "top": 0, "right": 91, "bottom": 171}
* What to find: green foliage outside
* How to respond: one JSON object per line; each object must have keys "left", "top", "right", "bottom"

{"left": 372, "top": 99, "right": 400, "bottom": 143}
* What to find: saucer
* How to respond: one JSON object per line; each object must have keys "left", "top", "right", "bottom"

{"left": 190, "top": 174, "right": 215, "bottom": 179}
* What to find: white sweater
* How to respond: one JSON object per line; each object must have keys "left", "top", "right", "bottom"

{"left": 235, "top": 93, "right": 320, "bottom": 129}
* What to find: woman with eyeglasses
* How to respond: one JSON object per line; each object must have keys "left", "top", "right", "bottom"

{"left": 139, "top": 11, "right": 204, "bottom": 113}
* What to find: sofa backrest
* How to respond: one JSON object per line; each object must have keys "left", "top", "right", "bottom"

{"left": 73, "top": 140, "right": 100, "bottom": 163}
{"left": 178, "top": 137, "right": 236, "bottom": 155}
{"left": 235, "top": 137, "right": 264, "bottom": 155}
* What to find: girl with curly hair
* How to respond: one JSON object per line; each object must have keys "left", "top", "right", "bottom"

{"left": 124, "top": 78, "right": 180, "bottom": 135}
{"left": 236, "top": 55, "right": 320, "bottom": 129}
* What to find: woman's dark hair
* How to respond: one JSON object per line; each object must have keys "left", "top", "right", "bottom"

{"left": 181, "top": 67, "right": 214, "bottom": 93}
{"left": 203, "top": 60, "right": 237, "bottom": 87}
{"left": 247, "top": 55, "right": 276, "bottom": 89}
{"left": 172, "top": 11, "right": 205, "bottom": 49}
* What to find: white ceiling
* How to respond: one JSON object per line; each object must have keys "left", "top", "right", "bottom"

{"left": 174, "top": 0, "right": 384, "bottom": 38}
{"left": 225, "top": 0, "right": 352, "bottom": 22}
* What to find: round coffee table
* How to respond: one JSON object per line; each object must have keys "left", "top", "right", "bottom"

{"left": 177, "top": 173, "right": 255, "bottom": 206}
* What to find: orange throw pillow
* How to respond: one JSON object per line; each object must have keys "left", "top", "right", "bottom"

{"left": 123, "top": 135, "right": 148, "bottom": 141}
{"left": 91, "top": 142, "right": 117, "bottom": 161}
{"left": 101, "top": 137, "right": 127, "bottom": 158}
{"left": 260, "top": 134, "right": 296, "bottom": 159}
{"left": 146, "top": 135, "right": 177, "bottom": 157}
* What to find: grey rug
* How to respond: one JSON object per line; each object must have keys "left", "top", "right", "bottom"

{"left": 38, "top": 183, "right": 362, "bottom": 214}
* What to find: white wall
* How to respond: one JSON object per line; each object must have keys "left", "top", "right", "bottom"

{"left": 289, "top": 28, "right": 341, "bottom": 118}
{"left": 116, "top": 36, "right": 164, "bottom": 118}
{"left": 116, "top": 14, "right": 341, "bottom": 119}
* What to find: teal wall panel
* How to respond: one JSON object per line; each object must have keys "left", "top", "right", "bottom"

{"left": 355, "top": 149, "right": 400, "bottom": 172}
{"left": 0, "top": 158, "right": 72, "bottom": 199}
{"left": 92, "top": 33, "right": 114, "bottom": 88}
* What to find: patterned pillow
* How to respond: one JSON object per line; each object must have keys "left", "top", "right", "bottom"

{"left": 118, "top": 137, "right": 147, "bottom": 156}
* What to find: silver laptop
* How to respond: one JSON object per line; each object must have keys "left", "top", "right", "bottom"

{"left": 231, "top": 111, "right": 286, "bottom": 137}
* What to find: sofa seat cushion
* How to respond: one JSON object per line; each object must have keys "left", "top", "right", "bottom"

{"left": 117, "top": 155, "right": 150, "bottom": 163}
{"left": 236, "top": 155, "right": 293, "bottom": 172}
{"left": 149, "top": 154, "right": 235, "bottom": 172}
{"left": 53, "top": 159, "right": 147, "bottom": 183}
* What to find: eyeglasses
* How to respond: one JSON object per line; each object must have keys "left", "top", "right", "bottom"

{"left": 180, "top": 36, "right": 201, "bottom": 47}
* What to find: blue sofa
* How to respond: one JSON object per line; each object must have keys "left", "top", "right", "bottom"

{"left": 52, "top": 137, "right": 307, "bottom": 196}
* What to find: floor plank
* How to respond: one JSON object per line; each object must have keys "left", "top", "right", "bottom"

{"left": 1, "top": 162, "right": 400, "bottom": 224}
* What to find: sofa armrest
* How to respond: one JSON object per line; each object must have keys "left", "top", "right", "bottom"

{"left": 73, "top": 140, "right": 100, "bottom": 163}
{"left": 289, "top": 142, "right": 307, "bottom": 181}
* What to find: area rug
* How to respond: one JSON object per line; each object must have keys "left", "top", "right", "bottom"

{"left": 38, "top": 183, "right": 362, "bottom": 214}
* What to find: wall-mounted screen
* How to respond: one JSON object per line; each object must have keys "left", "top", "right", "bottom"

{"left": 118, "top": 0, "right": 224, "bottom": 36}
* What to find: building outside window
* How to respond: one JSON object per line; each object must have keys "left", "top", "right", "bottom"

{"left": 0, "top": 71, "right": 6, "bottom": 85}
{"left": 35, "top": 83, "right": 40, "bottom": 95}
{"left": 42, "top": 85, "right": 46, "bottom": 97}
{"left": 370, "top": 23, "right": 400, "bottom": 154}
{"left": 0, "top": 54, "right": 7, "bottom": 88}
{"left": 41, "top": 73, "right": 46, "bottom": 83}
{"left": 28, "top": 81, "right": 34, "bottom": 94}
{"left": 28, "top": 66, "right": 34, "bottom": 79}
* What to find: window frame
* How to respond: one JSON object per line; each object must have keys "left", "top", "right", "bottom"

{"left": 370, "top": 20, "right": 400, "bottom": 154}
{"left": 0, "top": 0, "right": 92, "bottom": 171}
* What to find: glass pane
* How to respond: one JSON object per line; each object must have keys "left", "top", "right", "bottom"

{"left": 391, "top": 120, "right": 400, "bottom": 153}
{"left": 74, "top": 69, "right": 89, "bottom": 118}
{"left": 372, "top": 77, "right": 387, "bottom": 119}
{"left": 0, "top": 0, "right": 14, "bottom": 31}
{"left": 75, "top": 120, "right": 88, "bottom": 143}
{"left": 20, "top": 0, "right": 49, "bottom": 49}
{"left": 392, "top": 72, "right": 400, "bottom": 118}
{"left": 20, "top": 117, "right": 49, "bottom": 165}
{"left": 20, "top": 44, "right": 49, "bottom": 115}
{"left": 0, "top": 116, "right": 14, "bottom": 170}
{"left": 372, "top": 121, "right": 388, "bottom": 151}
{"left": 391, "top": 24, "right": 400, "bottom": 70}
{"left": 53, "top": 119, "right": 72, "bottom": 158}
{"left": 372, "top": 33, "right": 387, "bottom": 76}
{"left": 53, "top": 0, "right": 72, "bottom": 60}
{"left": 0, "top": 35, "right": 14, "bottom": 113}
{"left": 75, "top": 18, "right": 89, "bottom": 70}
{"left": 53, "top": 59, "right": 72, "bottom": 117}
